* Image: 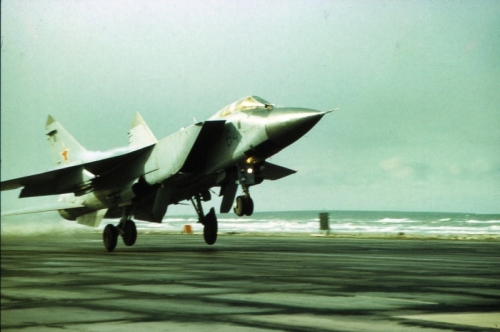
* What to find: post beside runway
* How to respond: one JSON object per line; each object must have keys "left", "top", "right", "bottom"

{"left": 319, "top": 212, "right": 330, "bottom": 234}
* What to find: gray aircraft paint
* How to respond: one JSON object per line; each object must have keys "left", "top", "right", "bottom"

{"left": 1, "top": 96, "right": 328, "bottom": 250}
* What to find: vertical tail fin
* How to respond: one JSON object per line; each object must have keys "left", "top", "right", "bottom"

{"left": 128, "top": 112, "right": 158, "bottom": 148}
{"left": 46, "top": 115, "right": 88, "bottom": 166}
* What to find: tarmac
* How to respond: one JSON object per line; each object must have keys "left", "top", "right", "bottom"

{"left": 2, "top": 232, "right": 500, "bottom": 331}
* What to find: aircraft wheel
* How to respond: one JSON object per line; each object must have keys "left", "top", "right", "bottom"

{"left": 122, "top": 220, "right": 137, "bottom": 247}
{"left": 203, "top": 208, "right": 218, "bottom": 245}
{"left": 234, "top": 196, "right": 245, "bottom": 217}
{"left": 103, "top": 224, "right": 118, "bottom": 252}
{"left": 243, "top": 196, "right": 254, "bottom": 216}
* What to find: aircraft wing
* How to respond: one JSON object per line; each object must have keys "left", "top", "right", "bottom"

{"left": 1, "top": 164, "right": 87, "bottom": 196}
{"left": 1, "top": 202, "right": 85, "bottom": 217}
{"left": 79, "top": 144, "right": 154, "bottom": 175}
{"left": 259, "top": 162, "right": 296, "bottom": 180}
{"left": 1, "top": 145, "right": 154, "bottom": 198}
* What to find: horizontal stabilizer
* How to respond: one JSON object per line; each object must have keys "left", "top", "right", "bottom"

{"left": 259, "top": 162, "right": 296, "bottom": 180}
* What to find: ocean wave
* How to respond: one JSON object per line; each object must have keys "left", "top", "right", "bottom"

{"left": 127, "top": 215, "right": 500, "bottom": 235}
{"left": 217, "top": 218, "right": 265, "bottom": 223}
{"left": 4, "top": 211, "right": 499, "bottom": 236}
{"left": 376, "top": 218, "right": 417, "bottom": 223}
{"left": 465, "top": 220, "right": 500, "bottom": 224}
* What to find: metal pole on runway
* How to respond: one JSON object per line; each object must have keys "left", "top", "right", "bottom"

{"left": 319, "top": 212, "right": 330, "bottom": 235}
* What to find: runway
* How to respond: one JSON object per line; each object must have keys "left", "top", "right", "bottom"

{"left": 2, "top": 232, "right": 500, "bottom": 331}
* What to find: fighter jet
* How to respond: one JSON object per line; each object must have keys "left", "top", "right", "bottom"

{"left": 1, "top": 96, "right": 330, "bottom": 251}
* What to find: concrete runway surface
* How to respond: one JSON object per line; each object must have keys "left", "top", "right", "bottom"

{"left": 2, "top": 232, "right": 500, "bottom": 331}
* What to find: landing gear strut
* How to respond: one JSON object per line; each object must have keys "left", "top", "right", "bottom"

{"left": 103, "top": 207, "right": 137, "bottom": 252}
{"left": 234, "top": 185, "right": 254, "bottom": 217}
{"left": 191, "top": 193, "right": 218, "bottom": 245}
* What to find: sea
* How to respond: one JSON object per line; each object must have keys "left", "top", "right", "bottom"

{"left": 1, "top": 210, "right": 499, "bottom": 237}
{"left": 139, "top": 210, "right": 500, "bottom": 237}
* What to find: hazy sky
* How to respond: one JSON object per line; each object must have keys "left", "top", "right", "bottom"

{"left": 2, "top": 0, "right": 499, "bottom": 214}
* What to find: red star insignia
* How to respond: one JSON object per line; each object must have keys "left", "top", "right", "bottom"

{"left": 61, "top": 148, "right": 69, "bottom": 163}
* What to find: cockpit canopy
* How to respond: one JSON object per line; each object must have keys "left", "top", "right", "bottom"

{"left": 216, "top": 96, "right": 272, "bottom": 117}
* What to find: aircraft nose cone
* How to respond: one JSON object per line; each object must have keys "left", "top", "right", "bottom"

{"left": 265, "top": 108, "right": 327, "bottom": 148}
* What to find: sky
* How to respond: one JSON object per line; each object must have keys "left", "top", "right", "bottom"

{"left": 1, "top": 0, "right": 499, "bottom": 215}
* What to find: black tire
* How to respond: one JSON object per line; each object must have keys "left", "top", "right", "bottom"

{"left": 122, "top": 220, "right": 137, "bottom": 247}
{"left": 203, "top": 208, "right": 218, "bottom": 245}
{"left": 103, "top": 224, "right": 118, "bottom": 252}
{"left": 243, "top": 197, "right": 254, "bottom": 216}
{"left": 234, "top": 196, "right": 245, "bottom": 217}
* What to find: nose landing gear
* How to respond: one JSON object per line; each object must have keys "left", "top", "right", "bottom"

{"left": 234, "top": 195, "right": 253, "bottom": 216}
{"left": 234, "top": 185, "right": 254, "bottom": 216}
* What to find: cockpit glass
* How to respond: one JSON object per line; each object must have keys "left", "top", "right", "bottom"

{"left": 217, "top": 96, "right": 271, "bottom": 117}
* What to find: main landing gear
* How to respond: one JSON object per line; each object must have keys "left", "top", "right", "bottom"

{"left": 191, "top": 193, "right": 218, "bottom": 245}
{"left": 103, "top": 209, "right": 137, "bottom": 252}
{"left": 234, "top": 185, "right": 254, "bottom": 217}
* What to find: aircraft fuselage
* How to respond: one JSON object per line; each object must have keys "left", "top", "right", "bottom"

{"left": 2, "top": 96, "right": 330, "bottom": 251}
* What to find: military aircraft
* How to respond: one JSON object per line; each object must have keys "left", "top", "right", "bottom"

{"left": 1, "top": 96, "right": 330, "bottom": 251}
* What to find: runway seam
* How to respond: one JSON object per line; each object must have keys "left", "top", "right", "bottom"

{"left": 356, "top": 295, "right": 439, "bottom": 305}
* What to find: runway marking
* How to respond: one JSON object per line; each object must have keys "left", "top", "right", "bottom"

{"left": 397, "top": 312, "right": 500, "bottom": 329}
{"left": 229, "top": 251, "right": 464, "bottom": 262}
{"left": 72, "top": 244, "right": 494, "bottom": 265}
{"left": 253, "top": 252, "right": 492, "bottom": 264}
{"left": 211, "top": 292, "right": 434, "bottom": 311}
{"left": 356, "top": 295, "right": 438, "bottom": 305}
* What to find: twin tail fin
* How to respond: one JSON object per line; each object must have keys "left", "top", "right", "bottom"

{"left": 46, "top": 115, "right": 88, "bottom": 166}
{"left": 46, "top": 112, "right": 157, "bottom": 167}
